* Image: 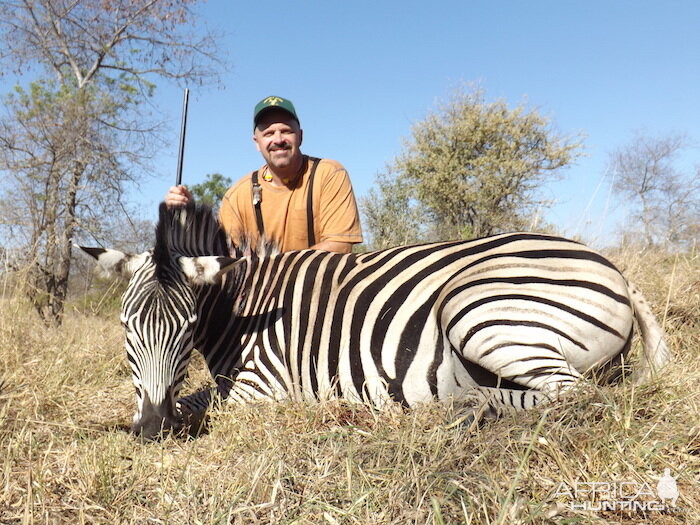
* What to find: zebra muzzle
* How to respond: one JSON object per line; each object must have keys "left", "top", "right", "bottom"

{"left": 132, "top": 389, "right": 183, "bottom": 441}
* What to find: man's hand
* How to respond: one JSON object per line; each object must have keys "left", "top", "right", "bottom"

{"left": 165, "top": 185, "right": 194, "bottom": 207}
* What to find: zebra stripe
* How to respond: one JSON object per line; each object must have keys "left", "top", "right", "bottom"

{"left": 80, "top": 204, "right": 670, "bottom": 438}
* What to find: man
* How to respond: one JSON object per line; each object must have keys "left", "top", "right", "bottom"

{"left": 166, "top": 96, "right": 363, "bottom": 253}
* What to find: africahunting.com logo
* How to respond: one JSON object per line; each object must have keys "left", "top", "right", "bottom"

{"left": 552, "top": 468, "right": 684, "bottom": 513}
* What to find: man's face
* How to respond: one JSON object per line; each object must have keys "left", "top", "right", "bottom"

{"left": 253, "top": 110, "right": 303, "bottom": 171}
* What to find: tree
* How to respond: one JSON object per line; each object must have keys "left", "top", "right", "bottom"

{"left": 607, "top": 132, "right": 700, "bottom": 250}
{"left": 361, "top": 85, "right": 583, "bottom": 247}
{"left": 190, "top": 173, "right": 232, "bottom": 211}
{"left": 360, "top": 172, "right": 428, "bottom": 250}
{"left": 0, "top": 0, "right": 223, "bottom": 324}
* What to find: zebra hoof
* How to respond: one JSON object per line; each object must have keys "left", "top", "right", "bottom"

{"left": 447, "top": 404, "right": 494, "bottom": 431}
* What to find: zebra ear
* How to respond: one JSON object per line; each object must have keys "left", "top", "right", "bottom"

{"left": 178, "top": 256, "right": 242, "bottom": 285}
{"left": 76, "top": 246, "right": 148, "bottom": 279}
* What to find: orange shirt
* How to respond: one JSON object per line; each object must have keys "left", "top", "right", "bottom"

{"left": 219, "top": 156, "right": 363, "bottom": 251}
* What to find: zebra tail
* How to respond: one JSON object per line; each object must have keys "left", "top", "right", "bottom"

{"left": 627, "top": 280, "right": 671, "bottom": 384}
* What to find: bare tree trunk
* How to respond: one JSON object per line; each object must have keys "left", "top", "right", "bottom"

{"left": 49, "top": 161, "right": 82, "bottom": 322}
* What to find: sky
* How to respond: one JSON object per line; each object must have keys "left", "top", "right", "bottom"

{"left": 118, "top": 1, "right": 699, "bottom": 246}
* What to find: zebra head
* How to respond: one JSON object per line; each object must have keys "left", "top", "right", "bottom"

{"left": 79, "top": 245, "right": 235, "bottom": 439}
{"left": 78, "top": 204, "right": 236, "bottom": 440}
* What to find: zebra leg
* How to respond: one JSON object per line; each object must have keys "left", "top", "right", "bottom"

{"left": 451, "top": 338, "right": 583, "bottom": 417}
{"left": 449, "top": 386, "right": 551, "bottom": 429}
{"left": 176, "top": 387, "right": 222, "bottom": 436}
{"left": 472, "top": 340, "right": 583, "bottom": 391}
{"left": 476, "top": 386, "right": 551, "bottom": 412}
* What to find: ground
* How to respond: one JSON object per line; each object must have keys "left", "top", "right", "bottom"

{"left": 0, "top": 247, "right": 698, "bottom": 524}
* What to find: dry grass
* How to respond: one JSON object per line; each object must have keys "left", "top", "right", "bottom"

{"left": 0, "top": 249, "right": 698, "bottom": 524}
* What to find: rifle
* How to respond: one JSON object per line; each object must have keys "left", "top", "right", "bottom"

{"left": 175, "top": 88, "right": 190, "bottom": 186}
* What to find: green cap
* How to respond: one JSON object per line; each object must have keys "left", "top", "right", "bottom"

{"left": 253, "top": 96, "right": 299, "bottom": 127}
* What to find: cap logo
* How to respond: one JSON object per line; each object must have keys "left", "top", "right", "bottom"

{"left": 264, "top": 96, "right": 284, "bottom": 106}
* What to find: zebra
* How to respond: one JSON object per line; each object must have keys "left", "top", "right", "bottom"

{"left": 79, "top": 203, "right": 669, "bottom": 439}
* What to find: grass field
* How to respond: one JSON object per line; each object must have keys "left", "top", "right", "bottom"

{"left": 0, "top": 248, "right": 698, "bottom": 524}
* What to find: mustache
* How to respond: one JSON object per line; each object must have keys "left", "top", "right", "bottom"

{"left": 269, "top": 143, "right": 292, "bottom": 152}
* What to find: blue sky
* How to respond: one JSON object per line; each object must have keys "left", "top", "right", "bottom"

{"left": 135, "top": 1, "right": 698, "bottom": 245}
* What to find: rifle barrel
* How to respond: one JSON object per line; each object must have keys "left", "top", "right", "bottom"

{"left": 175, "top": 88, "right": 190, "bottom": 186}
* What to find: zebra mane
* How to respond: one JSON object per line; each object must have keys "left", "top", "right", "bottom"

{"left": 152, "top": 202, "right": 279, "bottom": 278}
{"left": 153, "top": 203, "right": 229, "bottom": 275}
{"left": 231, "top": 235, "right": 280, "bottom": 259}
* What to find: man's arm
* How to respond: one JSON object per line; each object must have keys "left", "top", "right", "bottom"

{"left": 310, "top": 240, "right": 353, "bottom": 253}
{"left": 315, "top": 163, "right": 363, "bottom": 252}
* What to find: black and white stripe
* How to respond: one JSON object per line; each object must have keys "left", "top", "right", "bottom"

{"left": 81, "top": 203, "right": 670, "bottom": 438}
